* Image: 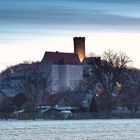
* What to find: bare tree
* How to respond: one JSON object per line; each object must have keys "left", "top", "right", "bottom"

{"left": 92, "top": 50, "right": 132, "bottom": 96}
{"left": 86, "top": 50, "right": 133, "bottom": 112}
{"left": 119, "top": 70, "right": 140, "bottom": 114}
{"left": 16, "top": 70, "right": 51, "bottom": 105}
{"left": 120, "top": 87, "right": 140, "bottom": 114}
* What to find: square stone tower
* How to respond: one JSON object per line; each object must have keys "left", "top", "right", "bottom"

{"left": 73, "top": 37, "right": 85, "bottom": 62}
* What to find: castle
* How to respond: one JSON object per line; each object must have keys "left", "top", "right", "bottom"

{"left": 0, "top": 37, "right": 94, "bottom": 97}
{"left": 40, "top": 37, "right": 86, "bottom": 94}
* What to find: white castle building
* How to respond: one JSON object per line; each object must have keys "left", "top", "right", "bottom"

{"left": 40, "top": 37, "right": 86, "bottom": 94}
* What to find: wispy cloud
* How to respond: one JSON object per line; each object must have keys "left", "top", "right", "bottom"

{"left": 0, "top": 0, "right": 140, "bottom": 34}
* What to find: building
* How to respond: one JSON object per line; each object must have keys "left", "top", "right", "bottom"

{"left": 40, "top": 51, "right": 83, "bottom": 94}
{"left": 39, "top": 37, "right": 86, "bottom": 94}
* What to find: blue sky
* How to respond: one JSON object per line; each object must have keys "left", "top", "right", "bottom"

{"left": 0, "top": 0, "right": 140, "bottom": 70}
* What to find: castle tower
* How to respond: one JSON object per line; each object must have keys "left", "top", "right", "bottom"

{"left": 73, "top": 37, "right": 85, "bottom": 62}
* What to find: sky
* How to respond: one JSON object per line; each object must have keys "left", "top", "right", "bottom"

{"left": 0, "top": 0, "right": 140, "bottom": 71}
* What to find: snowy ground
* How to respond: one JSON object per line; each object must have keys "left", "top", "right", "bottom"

{"left": 0, "top": 119, "right": 140, "bottom": 140}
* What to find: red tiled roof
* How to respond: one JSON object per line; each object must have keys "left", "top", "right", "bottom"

{"left": 42, "top": 51, "right": 81, "bottom": 65}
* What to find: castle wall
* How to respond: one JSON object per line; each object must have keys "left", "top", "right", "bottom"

{"left": 50, "top": 64, "right": 83, "bottom": 93}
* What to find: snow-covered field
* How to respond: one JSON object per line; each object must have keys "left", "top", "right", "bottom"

{"left": 0, "top": 119, "right": 140, "bottom": 140}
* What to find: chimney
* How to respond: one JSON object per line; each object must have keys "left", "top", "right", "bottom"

{"left": 73, "top": 37, "right": 85, "bottom": 62}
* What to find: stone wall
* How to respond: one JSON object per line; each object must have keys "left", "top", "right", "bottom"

{"left": 45, "top": 64, "right": 83, "bottom": 94}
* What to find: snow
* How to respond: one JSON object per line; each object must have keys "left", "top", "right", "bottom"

{"left": 0, "top": 119, "right": 140, "bottom": 140}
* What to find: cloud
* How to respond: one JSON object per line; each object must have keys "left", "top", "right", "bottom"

{"left": 0, "top": 0, "right": 140, "bottom": 33}
{"left": 0, "top": 6, "right": 140, "bottom": 26}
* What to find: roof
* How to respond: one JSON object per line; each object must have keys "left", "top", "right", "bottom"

{"left": 0, "top": 76, "right": 25, "bottom": 89}
{"left": 40, "top": 93, "right": 66, "bottom": 106}
{"left": 37, "top": 91, "right": 92, "bottom": 107}
{"left": 1, "top": 76, "right": 25, "bottom": 83}
{"left": 83, "top": 57, "right": 101, "bottom": 65}
{"left": 18, "top": 63, "right": 40, "bottom": 70}
{"left": 68, "top": 91, "right": 91, "bottom": 103}
{"left": 41, "top": 51, "right": 81, "bottom": 65}
{"left": 83, "top": 57, "right": 94, "bottom": 65}
{"left": 0, "top": 87, "right": 18, "bottom": 97}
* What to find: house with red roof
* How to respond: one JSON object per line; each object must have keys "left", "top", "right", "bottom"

{"left": 40, "top": 51, "right": 83, "bottom": 94}
{"left": 39, "top": 37, "right": 86, "bottom": 94}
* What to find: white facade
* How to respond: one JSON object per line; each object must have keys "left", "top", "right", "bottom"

{"left": 50, "top": 65, "right": 83, "bottom": 93}
{"left": 40, "top": 63, "right": 83, "bottom": 94}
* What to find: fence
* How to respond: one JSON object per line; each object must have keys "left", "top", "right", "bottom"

{"left": 1, "top": 112, "right": 140, "bottom": 120}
